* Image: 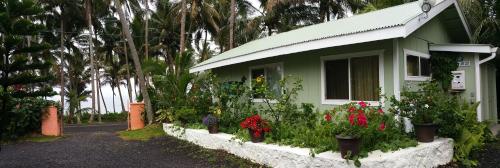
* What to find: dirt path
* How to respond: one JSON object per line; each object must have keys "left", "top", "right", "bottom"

{"left": 0, "top": 123, "right": 263, "bottom": 168}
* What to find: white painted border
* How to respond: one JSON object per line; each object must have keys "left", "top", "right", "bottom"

{"left": 429, "top": 44, "right": 494, "bottom": 53}
{"left": 163, "top": 123, "right": 454, "bottom": 168}
{"left": 403, "top": 49, "right": 432, "bottom": 81}
{"left": 320, "top": 50, "right": 384, "bottom": 105}
{"left": 248, "top": 62, "right": 284, "bottom": 103}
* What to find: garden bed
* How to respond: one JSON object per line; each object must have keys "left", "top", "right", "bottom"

{"left": 163, "top": 123, "right": 453, "bottom": 168}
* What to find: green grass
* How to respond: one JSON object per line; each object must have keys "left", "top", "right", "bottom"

{"left": 23, "top": 135, "right": 62, "bottom": 142}
{"left": 118, "top": 124, "right": 165, "bottom": 141}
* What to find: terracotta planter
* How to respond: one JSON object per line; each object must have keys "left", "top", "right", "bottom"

{"left": 129, "top": 102, "right": 145, "bottom": 130}
{"left": 41, "top": 106, "right": 61, "bottom": 136}
{"left": 207, "top": 124, "right": 219, "bottom": 134}
{"left": 336, "top": 135, "right": 361, "bottom": 159}
{"left": 248, "top": 129, "right": 265, "bottom": 143}
{"left": 414, "top": 123, "right": 437, "bottom": 142}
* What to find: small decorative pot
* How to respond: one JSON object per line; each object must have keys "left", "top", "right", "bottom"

{"left": 248, "top": 129, "right": 265, "bottom": 143}
{"left": 414, "top": 123, "right": 437, "bottom": 142}
{"left": 336, "top": 135, "right": 361, "bottom": 159}
{"left": 208, "top": 124, "right": 219, "bottom": 134}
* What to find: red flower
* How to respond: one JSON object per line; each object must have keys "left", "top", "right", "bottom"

{"left": 378, "top": 122, "right": 386, "bottom": 131}
{"left": 359, "top": 101, "right": 367, "bottom": 108}
{"left": 348, "top": 106, "right": 356, "bottom": 113}
{"left": 254, "top": 131, "right": 261, "bottom": 138}
{"left": 357, "top": 113, "right": 368, "bottom": 127}
{"left": 324, "top": 113, "right": 332, "bottom": 121}
{"left": 348, "top": 114, "right": 356, "bottom": 125}
{"left": 263, "top": 127, "right": 270, "bottom": 132}
{"left": 378, "top": 108, "right": 384, "bottom": 114}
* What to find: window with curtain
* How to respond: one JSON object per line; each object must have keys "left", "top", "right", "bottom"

{"left": 324, "top": 55, "right": 380, "bottom": 102}
{"left": 250, "top": 64, "right": 283, "bottom": 99}
{"left": 406, "top": 53, "right": 431, "bottom": 78}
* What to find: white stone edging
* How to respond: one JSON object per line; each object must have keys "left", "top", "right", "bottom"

{"left": 163, "top": 123, "right": 453, "bottom": 168}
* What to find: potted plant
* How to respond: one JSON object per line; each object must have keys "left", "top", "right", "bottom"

{"left": 327, "top": 101, "right": 382, "bottom": 159}
{"left": 203, "top": 114, "right": 219, "bottom": 134}
{"left": 389, "top": 84, "right": 440, "bottom": 142}
{"left": 240, "top": 115, "right": 271, "bottom": 143}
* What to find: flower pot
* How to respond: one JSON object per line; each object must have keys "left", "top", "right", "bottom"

{"left": 248, "top": 129, "right": 265, "bottom": 143}
{"left": 336, "top": 135, "right": 361, "bottom": 158}
{"left": 208, "top": 124, "right": 219, "bottom": 134}
{"left": 414, "top": 123, "right": 437, "bottom": 142}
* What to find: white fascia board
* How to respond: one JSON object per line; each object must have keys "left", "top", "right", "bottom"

{"left": 429, "top": 44, "right": 494, "bottom": 53}
{"left": 404, "top": 0, "right": 454, "bottom": 37}
{"left": 452, "top": 0, "right": 473, "bottom": 40}
{"left": 189, "top": 26, "right": 406, "bottom": 73}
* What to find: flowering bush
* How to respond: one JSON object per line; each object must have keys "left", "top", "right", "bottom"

{"left": 240, "top": 115, "right": 271, "bottom": 138}
{"left": 326, "top": 101, "right": 386, "bottom": 138}
{"left": 387, "top": 83, "right": 442, "bottom": 124}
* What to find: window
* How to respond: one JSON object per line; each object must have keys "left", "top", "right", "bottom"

{"left": 322, "top": 54, "right": 380, "bottom": 103}
{"left": 250, "top": 63, "right": 283, "bottom": 99}
{"left": 405, "top": 49, "right": 431, "bottom": 80}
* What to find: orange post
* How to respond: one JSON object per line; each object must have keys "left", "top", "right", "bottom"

{"left": 41, "top": 106, "right": 61, "bottom": 136}
{"left": 129, "top": 102, "right": 145, "bottom": 130}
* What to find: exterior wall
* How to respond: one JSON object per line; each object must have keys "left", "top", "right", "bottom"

{"left": 213, "top": 40, "right": 394, "bottom": 111}
{"left": 480, "top": 63, "right": 498, "bottom": 123}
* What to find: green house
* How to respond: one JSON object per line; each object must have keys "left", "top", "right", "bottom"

{"left": 190, "top": 0, "right": 499, "bottom": 123}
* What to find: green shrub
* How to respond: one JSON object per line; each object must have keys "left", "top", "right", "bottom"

{"left": 0, "top": 98, "right": 54, "bottom": 140}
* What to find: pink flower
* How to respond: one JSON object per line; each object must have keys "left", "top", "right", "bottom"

{"left": 378, "top": 123, "right": 386, "bottom": 131}
{"left": 357, "top": 113, "right": 368, "bottom": 127}
{"left": 359, "top": 101, "right": 367, "bottom": 108}
{"left": 349, "top": 114, "right": 356, "bottom": 126}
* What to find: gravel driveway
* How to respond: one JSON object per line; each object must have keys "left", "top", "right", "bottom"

{"left": 0, "top": 123, "right": 263, "bottom": 168}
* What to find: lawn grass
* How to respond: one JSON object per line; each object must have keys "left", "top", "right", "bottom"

{"left": 118, "top": 124, "right": 165, "bottom": 141}
{"left": 23, "top": 135, "right": 62, "bottom": 142}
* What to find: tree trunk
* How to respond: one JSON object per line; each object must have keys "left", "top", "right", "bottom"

{"left": 144, "top": 0, "right": 149, "bottom": 60}
{"left": 59, "top": 7, "right": 65, "bottom": 133}
{"left": 117, "top": 82, "right": 125, "bottom": 112}
{"left": 86, "top": 0, "right": 96, "bottom": 123}
{"left": 229, "top": 0, "right": 235, "bottom": 50}
{"left": 96, "top": 68, "right": 102, "bottom": 123}
{"left": 177, "top": 0, "right": 187, "bottom": 76}
{"left": 77, "top": 101, "right": 82, "bottom": 124}
{"left": 99, "top": 80, "right": 108, "bottom": 114}
{"left": 123, "top": 39, "right": 133, "bottom": 103}
{"left": 112, "top": 87, "right": 116, "bottom": 113}
{"left": 115, "top": 0, "right": 154, "bottom": 124}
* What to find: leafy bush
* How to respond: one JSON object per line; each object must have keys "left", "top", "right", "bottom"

{"left": 0, "top": 98, "right": 54, "bottom": 140}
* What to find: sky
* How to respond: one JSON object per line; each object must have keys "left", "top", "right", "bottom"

{"left": 48, "top": 0, "right": 263, "bottom": 114}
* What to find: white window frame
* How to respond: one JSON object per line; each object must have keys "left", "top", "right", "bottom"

{"left": 320, "top": 50, "right": 385, "bottom": 106}
{"left": 249, "top": 62, "right": 284, "bottom": 103}
{"left": 404, "top": 49, "right": 431, "bottom": 81}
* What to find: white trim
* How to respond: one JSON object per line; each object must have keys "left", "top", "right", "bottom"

{"left": 189, "top": 0, "right": 463, "bottom": 73}
{"left": 403, "top": 49, "right": 432, "bottom": 81}
{"left": 320, "top": 50, "right": 385, "bottom": 105}
{"left": 452, "top": 0, "right": 473, "bottom": 40}
{"left": 475, "top": 54, "right": 482, "bottom": 121}
{"left": 393, "top": 39, "right": 401, "bottom": 100}
{"left": 429, "top": 44, "right": 494, "bottom": 53}
{"left": 190, "top": 26, "right": 405, "bottom": 73}
{"left": 248, "top": 62, "right": 284, "bottom": 103}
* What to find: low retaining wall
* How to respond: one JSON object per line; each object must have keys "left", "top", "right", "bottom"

{"left": 163, "top": 123, "right": 453, "bottom": 168}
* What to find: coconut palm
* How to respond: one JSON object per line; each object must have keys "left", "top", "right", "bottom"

{"left": 115, "top": 0, "right": 154, "bottom": 124}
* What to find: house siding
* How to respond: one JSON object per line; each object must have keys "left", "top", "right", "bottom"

{"left": 213, "top": 40, "right": 394, "bottom": 111}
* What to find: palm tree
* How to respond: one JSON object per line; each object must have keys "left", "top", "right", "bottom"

{"left": 115, "top": 0, "right": 154, "bottom": 124}
{"left": 84, "top": 0, "right": 97, "bottom": 123}
{"left": 230, "top": 0, "right": 236, "bottom": 49}
{"left": 458, "top": 0, "right": 499, "bottom": 45}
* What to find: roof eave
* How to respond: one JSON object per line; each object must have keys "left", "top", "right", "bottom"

{"left": 189, "top": 26, "right": 407, "bottom": 73}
